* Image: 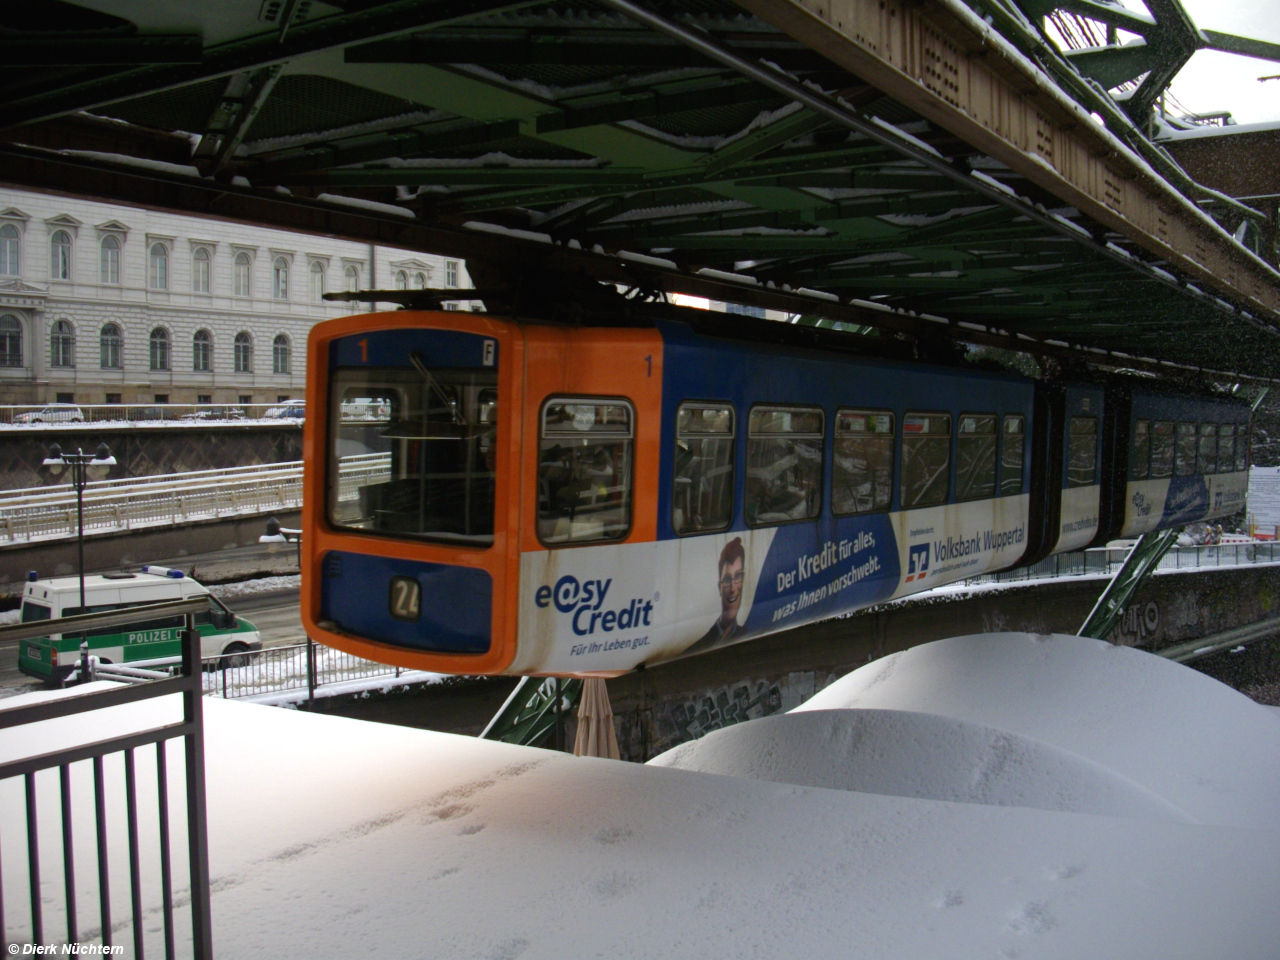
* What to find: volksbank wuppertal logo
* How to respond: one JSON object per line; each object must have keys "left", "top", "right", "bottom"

{"left": 534, "top": 575, "right": 655, "bottom": 636}
{"left": 906, "top": 543, "right": 929, "bottom": 582}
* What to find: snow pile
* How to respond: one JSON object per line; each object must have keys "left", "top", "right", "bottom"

{"left": 5, "top": 660, "right": 1280, "bottom": 957}
{"left": 653, "top": 634, "right": 1280, "bottom": 828}
{"left": 207, "top": 574, "right": 300, "bottom": 599}
{"left": 0, "top": 608, "right": 19, "bottom": 625}
{"left": 652, "top": 708, "right": 1186, "bottom": 820}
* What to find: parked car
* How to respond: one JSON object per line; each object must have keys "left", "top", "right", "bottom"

{"left": 264, "top": 400, "right": 305, "bottom": 419}
{"left": 13, "top": 403, "right": 85, "bottom": 424}
{"left": 126, "top": 406, "right": 168, "bottom": 422}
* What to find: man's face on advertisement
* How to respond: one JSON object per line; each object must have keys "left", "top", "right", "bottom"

{"left": 719, "top": 556, "right": 744, "bottom": 623}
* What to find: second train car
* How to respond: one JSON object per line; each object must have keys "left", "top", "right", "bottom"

{"left": 301, "top": 308, "right": 1249, "bottom": 676}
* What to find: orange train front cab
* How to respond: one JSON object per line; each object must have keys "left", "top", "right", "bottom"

{"left": 301, "top": 310, "right": 663, "bottom": 676}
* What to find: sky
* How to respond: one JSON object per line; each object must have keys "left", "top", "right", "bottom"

{"left": 1129, "top": 0, "right": 1280, "bottom": 124}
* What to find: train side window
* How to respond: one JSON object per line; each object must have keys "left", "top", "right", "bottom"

{"left": 956, "top": 414, "right": 998, "bottom": 501}
{"left": 1151, "top": 421, "right": 1175, "bottom": 478}
{"left": 999, "top": 415, "right": 1026, "bottom": 496}
{"left": 1131, "top": 420, "right": 1150, "bottom": 480}
{"left": 1218, "top": 424, "right": 1235, "bottom": 474}
{"left": 1236, "top": 426, "right": 1249, "bottom": 473}
{"left": 900, "top": 412, "right": 950, "bottom": 508}
{"left": 1198, "top": 422, "right": 1218, "bottom": 474}
{"left": 832, "top": 409, "right": 893, "bottom": 515}
{"left": 1066, "top": 417, "right": 1098, "bottom": 488}
{"left": 1175, "top": 423, "right": 1197, "bottom": 477}
{"left": 537, "top": 398, "right": 634, "bottom": 545}
{"left": 745, "top": 406, "right": 823, "bottom": 526}
{"left": 673, "top": 402, "right": 735, "bottom": 535}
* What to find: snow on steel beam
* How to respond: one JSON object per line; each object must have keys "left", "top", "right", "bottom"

{"left": 0, "top": 0, "right": 538, "bottom": 129}
{"left": 732, "top": 0, "right": 1280, "bottom": 326}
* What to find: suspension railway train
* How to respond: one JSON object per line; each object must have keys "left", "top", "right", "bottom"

{"left": 300, "top": 306, "right": 1250, "bottom": 677}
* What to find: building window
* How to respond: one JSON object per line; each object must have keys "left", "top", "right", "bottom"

{"left": 0, "top": 224, "right": 19, "bottom": 276}
{"left": 100, "top": 236, "right": 120, "bottom": 284}
{"left": 149, "top": 327, "right": 170, "bottom": 370}
{"left": 50, "top": 231, "right": 71, "bottom": 281}
{"left": 155, "top": 394, "right": 169, "bottom": 404}
{"left": 413, "top": 272, "right": 426, "bottom": 290}
{"left": 105, "top": 393, "right": 121, "bottom": 405}
{"left": 56, "top": 392, "right": 74, "bottom": 404}
{"left": 310, "top": 261, "right": 324, "bottom": 300}
{"left": 193, "top": 329, "right": 212, "bottom": 371}
{"left": 273, "top": 257, "right": 289, "bottom": 299}
{"left": 234, "top": 252, "right": 251, "bottom": 297}
{"left": 50, "top": 319, "right": 75, "bottom": 367}
{"left": 100, "top": 323, "right": 121, "bottom": 369}
{"left": 0, "top": 314, "right": 22, "bottom": 367}
{"left": 239, "top": 394, "right": 252, "bottom": 405}
{"left": 149, "top": 243, "right": 169, "bottom": 290}
{"left": 345, "top": 264, "right": 359, "bottom": 292}
{"left": 192, "top": 247, "right": 211, "bottom": 293}
{"left": 394, "top": 270, "right": 407, "bottom": 290}
{"left": 272, "top": 334, "right": 291, "bottom": 375}
{"left": 234, "top": 332, "right": 252, "bottom": 373}
{"left": 445, "top": 260, "right": 458, "bottom": 287}
{"left": 197, "top": 394, "right": 212, "bottom": 404}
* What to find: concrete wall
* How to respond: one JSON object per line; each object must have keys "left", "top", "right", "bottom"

{"left": 1, "top": 510, "right": 300, "bottom": 590}
{"left": 0, "top": 422, "right": 301, "bottom": 488}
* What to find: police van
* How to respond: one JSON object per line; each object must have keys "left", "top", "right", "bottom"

{"left": 17, "top": 566, "right": 262, "bottom": 684}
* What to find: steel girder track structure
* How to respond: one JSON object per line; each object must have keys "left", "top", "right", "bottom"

{"left": 1, "top": 0, "right": 1279, "bottom": 381}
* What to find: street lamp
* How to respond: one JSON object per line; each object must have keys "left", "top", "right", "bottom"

{"left": 43, "top": 442, "right": 116, "bottom": 612}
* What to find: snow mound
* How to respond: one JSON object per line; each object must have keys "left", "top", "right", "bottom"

{"left": 655, "top": 633, "right": 1280, "bottom": 827}
{"left": 651, "top": 708, "right": 1189, "bottom": 821}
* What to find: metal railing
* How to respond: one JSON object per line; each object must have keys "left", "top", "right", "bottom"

{"left": 0, "top": 598, "right": 214, "bottom": 958}
{"left": 0, "top": 402, "right": 304, "bottom": 426}
{"left": 0, "top": 457, "right": 390, "bottom": 545}
{"left": 959, "top": 541, "right": 1280, "bottom": 588}
{"left": 203, "top": 638, "right": 411, "bottom": 702}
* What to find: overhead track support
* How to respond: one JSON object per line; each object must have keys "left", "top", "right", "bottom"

{"left": 718, "top": 0, "right": 1280, "bottom": 328}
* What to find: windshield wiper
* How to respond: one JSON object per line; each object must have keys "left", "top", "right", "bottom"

{"left": 409, "top": 351, "right": 465, "bottom": 424}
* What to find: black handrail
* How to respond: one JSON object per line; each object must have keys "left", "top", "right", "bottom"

{"left": 0, "top": 598, "right": 214, "bottom": 958}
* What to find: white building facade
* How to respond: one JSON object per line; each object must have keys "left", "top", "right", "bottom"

{"left": 0, "top": 188, "right": 472, "bottom": 406}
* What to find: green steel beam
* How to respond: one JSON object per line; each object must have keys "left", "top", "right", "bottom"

{"left": 0, "top": 36, "right": 204, "bottom": 66}
{"left": 1201, "top": 31, "right": 1280, "bottom": 64}
{"left": 277, "top": 167, "right": 648, "bottom": 187}
{"left": 1020, "top": 0, "right": 1156, "bottom": 34}
{"left": 1078, "top": 530, "right": 1183, "bottom": 640}
{"left": 479, "top": 676, "right": 583, "bottom": 748}
{"left": 535, "top": 78, "right": 775, "bottom": 135}
{"left": 1063, "top": 42, "right": 1158, "bottom": 89}
{"left": 0, "top": 0, "right": 544, "bottom": 128}
{"left": 345, "top": 34, "right": 835, "bottom": 70}
{"left": 248, "top": 119, "right": 523, "bottom": 181}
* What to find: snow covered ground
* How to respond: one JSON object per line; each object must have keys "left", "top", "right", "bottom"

{"left": 3, "top": 634, "right": 1280, "bottom": 958}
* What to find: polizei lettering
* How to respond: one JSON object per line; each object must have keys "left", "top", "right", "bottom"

{"left": 535, "top": 575, "right": 654, "bottom": 636}
{"left": 933, "top": 525, "right": 1025, "bottom": 562}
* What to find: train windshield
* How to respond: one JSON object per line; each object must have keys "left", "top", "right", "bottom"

{"left": 328, "top": 366, "right": 497, "bottom": 546}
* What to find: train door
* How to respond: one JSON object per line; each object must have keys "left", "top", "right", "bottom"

{"left": 1053, "top": 384, "right": 1105, "bottom": 553}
